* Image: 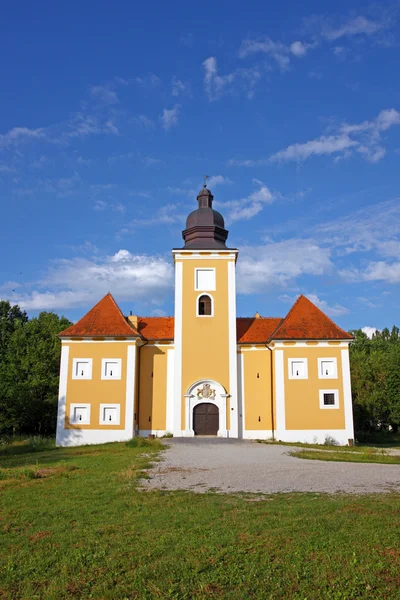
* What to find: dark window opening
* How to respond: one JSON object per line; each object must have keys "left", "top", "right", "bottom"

{"left": 198, "top": 295, "right": 212, "bottom": 316}
{"left": 323, "top": 393, "right": 335, "bottom": 406}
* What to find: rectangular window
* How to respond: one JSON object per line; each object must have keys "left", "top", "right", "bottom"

{"left": 319, "top": 389, "right": 339, "bottom": 409}
{"left": 288, "top": 358, "right": 308, "bottom": 379}
{"left": 72, "top": 358, "right": 93, "bottom": 380}
{"left": 100, "top": 404, "right": 121, "bottom": 425}
{"left": 101, "top": 358, "right": 122, "bottom": 380}
{"left": 318, "top": 358, "right": 338, "bottom": 379}
{"left": 70, "top": 404, "right": 91, "bottom": 425}
{"left": 195, "top": 268, "right": 216, "bottom": 291}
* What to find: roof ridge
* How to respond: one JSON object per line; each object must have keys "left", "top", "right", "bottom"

{"left": 108, "top": 293, "right": 139, "bottom": 334}
{"left": 304, "top": 296, "right": 350, "bottom": 338}
{"left": 271, "top": 295, "right": 303, "bottom": 338}
{"left": 271, "top": 294, "right": 352, "bottom": 340}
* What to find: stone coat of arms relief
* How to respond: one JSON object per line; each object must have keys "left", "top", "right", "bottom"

{"left": 196, "top": 383, "right": 216, "bottom": 400}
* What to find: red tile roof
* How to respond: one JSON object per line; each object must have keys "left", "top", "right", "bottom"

{"left": 237, "top": 317, "right": 282, "bottom": 343}
{"left": 58, "top": 293, "right": 351, "bottom": 341}
{"left": 272, "top": 295, "right": 353, "bottom": 340}
{"left": 138, "top": 317, "right": 175, "bottom": 340}
{"left": 58, "top": 293, "right": 139, "bottom": 338}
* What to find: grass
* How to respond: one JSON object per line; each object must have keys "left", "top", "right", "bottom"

{"left": 258, "top": 437, "right": 400, "bottom": 453}
{"left": 290, "top": 447, "right": 400, "bottom": 465}
{"left": 0, "top": 438, "right": 400, "bottom": 599}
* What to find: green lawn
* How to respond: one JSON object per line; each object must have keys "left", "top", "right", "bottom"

{"left": 290, "top": 448, "right": 400, "bottom": 465}
{"left": 1, "top": 439, "right": 400, "bottom": 599}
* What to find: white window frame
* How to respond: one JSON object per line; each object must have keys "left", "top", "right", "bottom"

{"left": 101, "top": 358, "right": 122, "bottom": 380}
{"left": 196, "top": 293, "right": 214, "bottom": 318}
{"left": 194, "top": 268, "right": 216, "bottom": 291}
{"left": 319, "top": 389, "right": 339, "bottom": 410}
{"left": 72, "top": 358, "right": 93, "bottom": 380}
{"left": 99, "top": 404, "right": 121, "bottom": 425}
{"left": 69, "top": 403, "right": 91, "bottom": 425}
{"left": 318, "top": 357, "right": 338, "bottom": 379}
{"left": 288, "top": 358, "right": 308, "bottom": 379}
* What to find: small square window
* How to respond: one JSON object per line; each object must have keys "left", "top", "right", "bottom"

{"left": 318, "top": 358, "right": 338, "bottom": 379}
{"left": 319, "top": 389, "right": 339, "bottom": 409}
{"left": 101, "top": 359, "right": 122, "bottom": 380}
{"left": 100, "top": 404, "right": 121, "bottom": 425}
{"left": 195, "top": 268, "right": 216, "bottom": 291}
{"left": 288, "top": 358, "right": 308, "bottom": 379}
{"left": 72, "top": 358, "right": 92, "bottom": 380}
{"left": 70, "top": 404, "right": 90, "bottom": 425}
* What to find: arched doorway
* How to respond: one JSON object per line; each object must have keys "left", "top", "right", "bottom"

{"left": 193, "top": 403, "right": 219, "bottom": 435}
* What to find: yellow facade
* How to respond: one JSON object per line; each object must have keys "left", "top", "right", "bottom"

{"left": 177, "top": 254, "right": 236, "bottom": 431}
{"left": 240, "top": 348, "right": 274, "bottom": 432}
{"left": 282, "top": 346, "right": 346, "bottom": 431}
{"left": 138, "top": 344, "right": 168, "bottom": 431}
{"left": 64, "top": 341, "right": 129, "bottom": 431}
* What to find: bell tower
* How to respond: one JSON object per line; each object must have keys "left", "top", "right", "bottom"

{"left": 172, "top": 185, "right": 239, "bottom": 437}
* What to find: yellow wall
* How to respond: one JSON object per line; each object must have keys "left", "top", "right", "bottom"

{"left": 178, "top": 256, "right": 234, "bottom": 429}
{"left": 138, "top": 344, "right": 168, "bottom": 431}
{"left": 241, "top": 348, "right": 274, "bottom": 431}
{"left": 283, "top": 346, "right": 345, "bottom": 430}
{"left": 65, "top": 342, "right": 130, "bottom": 430}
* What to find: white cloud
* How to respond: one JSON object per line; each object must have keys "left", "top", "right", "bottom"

{"left": 89, "top": 85, "right": 119, "bottom": 104}
{"left": 237, "top": 239, "right": 332, "bottom": 294}
{"left": 219, "top": 179, "right": 275, "bottom": 223}
{"left": 130, "top": 204, "right": 184, "bottom": 227}
{"left": 160, "top": 105, "right": 180, "bottom": 130}
{"left": 238, "top": 37, "right": 315, "bottom": 69}
{"left": 279, "top": 293, "right": 349, "bottom": 317}
{"left": 10, "top": 250, "right": 174, "bottom": 311}
{"left": 135, "top": 73, "right": 161, "bottom": 88}
{"left": 207, "top": 175, "right": 232, "bottom": 188}
{"left": 269, "top": 108, "right": 400, "bottom": 164}
{"left": 322, "top": 16, "right": 384, "bottom": 41}
{"left": 133, "top": 114, "right": 155, "bottom": 129}
{"left": 271, "top": 134, "right": 357, "bottom": 162}
{"left": 0, "top": 164, "right": 17, "bottom": 173}
{"left": 0, "top": 126, "right": 45, "bottom": 148}
{"left": 64, "top": 113, "right": 119, "bottom": 140}
{"left": 363, "top": 261, "right": 400, "bottom": 284}
{"left": 361, "top": 326, "right": 380, "bottom": 338}
{"left": 290, "top": 41, "right": 310, "bottom": 56}
{"left": 171, "top": 77, "right": 189, "bottom": 97}
{"left": 202, "top": 56, "right": 260, "bottom": 100}
{"left": 94, "top": 200, "right": 125, "bottom": 213}
{"left": 304, "top": 294, "right": 349, "bottom": 316}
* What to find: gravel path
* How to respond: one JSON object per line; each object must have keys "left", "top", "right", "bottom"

{"left": 142, "top": 438, "right": 400, "bottom": 495}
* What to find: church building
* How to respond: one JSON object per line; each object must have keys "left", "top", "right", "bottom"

{"left": 56, "top": 185, "right": 354, "bottom": 446}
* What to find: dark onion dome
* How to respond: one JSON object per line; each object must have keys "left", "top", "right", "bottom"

{"left": 182, "top": 185, "right": 230, "bottom": 249}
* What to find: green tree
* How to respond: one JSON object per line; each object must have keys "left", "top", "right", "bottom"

{"left": 0, "top": 310, "right": 71, "bottom": 435}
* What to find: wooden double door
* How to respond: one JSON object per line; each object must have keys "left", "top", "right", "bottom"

{"left": 193, "top": 403, "right": 219, "bottom": 435}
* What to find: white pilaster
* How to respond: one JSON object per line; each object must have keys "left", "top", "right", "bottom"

{"left": 275, "top": 349, "right": 286, "bottom": 439}
{"left": 166, "top": 348, "right": 175, "bottom": 434}
{"left": 173, "top": 260, "right": 183, "bottom": 435}
{"left": 237, "top": 352, "right": 245, "bottom": 438}
{"left": 125, "top": 344, "right": 136, "bottom": 439}
{"left": 56, "top": 344, "right": 69, "bottom": 446}
{"left": 228, "top": 260, "right": 239, "bottom": 438}
{"left": 341, "top": 348, "right": 355, "bottom": 442}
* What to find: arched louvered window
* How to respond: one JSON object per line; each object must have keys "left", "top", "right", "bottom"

{"left": 198, "top": 294, "right": 212, "bottom": 316}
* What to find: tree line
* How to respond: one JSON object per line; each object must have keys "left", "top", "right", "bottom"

{"left": 0, "top": 301, "right": 399, "bottom": 438}
{"left": 0, "top": 301, "right": 71, "bottom": 436}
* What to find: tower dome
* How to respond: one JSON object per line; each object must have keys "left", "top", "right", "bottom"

{"left": 182, "top": 185, "right": 229, "bottom": 249}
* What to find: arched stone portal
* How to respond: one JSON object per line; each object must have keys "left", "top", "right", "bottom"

{"left": 183, "top": 379, "right": 229, "bottom": 437}
{"left": 193, "top": 403, "right": 219, "bottom": 435}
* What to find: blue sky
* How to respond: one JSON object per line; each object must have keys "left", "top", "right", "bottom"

{"left": 1, "top": 0, "right": 400, "bottom": 334}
